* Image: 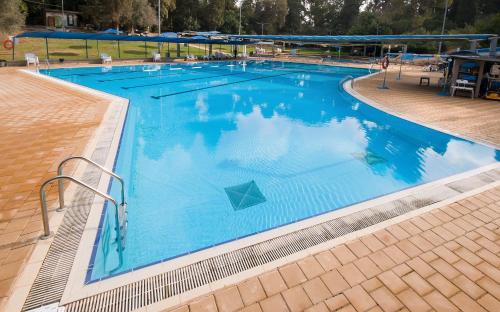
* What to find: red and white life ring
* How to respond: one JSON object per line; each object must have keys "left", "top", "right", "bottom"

{"left": 381, "top": 56, "right": 390, "bottom": 69}
{"left": 3, "top": 39, "right": 13, "bottom": 50}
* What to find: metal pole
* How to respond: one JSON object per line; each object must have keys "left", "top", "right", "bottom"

{"left": 144, "top": 41, "right": 147, "bottom": 58}
{"left": 61, "top": 0, "right": 65, "bottom": 31}
{"left": 437, "top": 0, "right": 448, "bottom": 54}
{"left": 12, "top": 40, "right": 15, "bottom": 61}
{"left": 45, "top": 37, "right": 49, "bottom": 60}
{"left": 85, "top": 40, "right": 88, "bottom": 59}
{"left": 239, "top": 4, "right": 242, "bottom": 35}
{"left": 158, "top": 0, "right": 161, "bottom": 51}
{"left": 397, "top": 51, "right": 403, "bottom": 80}
{"left": 118, "top": 40, "right": 121, "bottom": 58}
{"left": 97, "top": 40, "right": 99, "bottom": 55}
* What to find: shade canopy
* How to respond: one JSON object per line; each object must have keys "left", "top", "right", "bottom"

{"left": 15, "top": 31, "right": 250, "bottom": 45}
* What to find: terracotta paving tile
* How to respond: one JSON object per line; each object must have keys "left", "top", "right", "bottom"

{"left": 432, "top": 246, "right": 460, "bottom": 264}
{"left": 476, "top": 249, "right": 500, "bottom": 267}
{"left": 392, "top": 263, "right": 412, "bottom": 277}
{"left": 386, "top": 224, "right": 410, "bottom": 240}
{"left": 452, "top": 275, "right": 486, "bottom": 300}
{"left": 281, "top": 286, "right": 312, "bottom": 312}
{"left": 374, "top": 229, "right": 398, "bottom": 246}
{"left": 279, "top": 263, "right": 307, "bottom": 288}
{"left": 395, "top": 239, "right": 422, "bottom": 258}
{"left": 337, "top": 263, "right": 366, "bottom": 287}
{"left": 346, "top": 240, "right": 372, "bottom": 258}
{"left": 360, "top": 234, "right": 385, "bottom": 252}
{"left": 450, "top": 292, "right": 487, "bottom": 312}
{"left": 401, "top": 272, "right": 433, "bottom": 296}
{"left": 314, "top": 250, "right": 341, "bottom": 271}
{"left": 454, "top": 247, "right": 483, "bottom": 265}
{"left": 421, "top": 230, "right": 446, "bottom": 246}
{"left": 370, "top": 286, "right": 404, "bottom": 312}
{"left": 476, "top": 262, "right": 500, "bottom": 284}
{"left": 354, "top": 257, "right": 382, "bottom": 279}
{"left": 377, "top": 270, "right": 408, "bottom": 294}
{"left": 331, "top": 245, "right": 357, "bottom": 265}
{"left": 297, "top": 256, "right": 325, "bottom": 279}
{"left": 260, "top": 294, "right": 289, "bottom": 312}
{"left": 238, "top": 278, "right": 266, "bottom": 306}
{"left": 344, "top": 285, "right": 377, "bottom": 312}
{"left": 424, "top": 291, "right": 459, "bottom": 312}
{"left": 214, "top": 286, "right": 244, "bottom": 312}
{"left": 259, "top": 270, "right": 287, "bottom": 296}
{"left": 324, "top": 294, "right": 349, "bottom": 310}
{"left": 452, "top": 259, "right": 484, "bottom": 281}
{"left": 382, "top": 245, "right": 410, "bottom": 264}
{"left": 368, "top": 250, "right": 396, "bottom": 271}
{"left": 429, "top": 258, "right": 460, "bottom": 280}
{"left": 304, "top": 302, "right": 329, "bottom": 312}
{"left": 239, "top": 303, "right": 262, "bottom": 312}
{"left": 190, "top": 295, "right": 218, "bottom": 312}
{"left": 302, "top": 277, "right": 331, "bottom": 304}
{"left": 408, "top": 235, "right": 434, "bottom": 252}
{"left": 320, "top": 269, "right": 350, "bottom": 295}
{"left": 477, "top": 293, "right": 500, "bottom": 312}
{"left": 427, "top": 273, "right": 460, "bottom": 297}
{"left": 361, "top": 277, "right": 382, "bottom": 292}
{"left": 406, "top": 257, "right": 435, "bottom": 278}
{"left": 397, "top": 288, "right": 432, "bottom": 312}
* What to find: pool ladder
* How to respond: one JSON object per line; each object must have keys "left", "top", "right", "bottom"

{"left": 38, "top": 156, "right": 127, "bottom": 265}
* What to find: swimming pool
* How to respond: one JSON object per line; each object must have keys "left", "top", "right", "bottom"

{"left": 42, "top": 60, "right": 499, "bottom": 281}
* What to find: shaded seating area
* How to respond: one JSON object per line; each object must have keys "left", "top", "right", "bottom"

{"left": 448, "top": 55, "right": 500, "bottom": 100}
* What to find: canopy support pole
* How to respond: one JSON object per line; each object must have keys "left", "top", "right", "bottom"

{"left": 97, "top": 40, "right": 99, "bottom": 55}
{"left": 144, "top": 41, "right": 147, "bottom": 58}
{"left": 167, "top": 42, "right": 170, "bottom": 58}
{"left": 85, "top": 40, "right": 88, "bottom": 59}
{"left": 12, "top": 40, "right": 15, "bottom": 61}
{"left": 489, "top": 37, "right": 497, "bottom": 58}
{"left": 209, "top": 44, "right": 212, "bottom": 57}
{"left": 176, "top": 43, "right": 180, "bottom": 57}
{"left": 45, "top": 37, "right": 49, "bottom": 60}
{"left": 187, "top": 44, "right": 190, "bottom": 55}
{"left": 117, "top": 40, "right": 121, "bottom": 58}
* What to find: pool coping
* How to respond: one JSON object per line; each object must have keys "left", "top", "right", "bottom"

{"left": 12, "top": 62, "right": 500, "bottom": 312}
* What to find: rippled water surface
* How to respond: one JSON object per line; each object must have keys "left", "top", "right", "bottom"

{"left": 42, "top": 61, "right": 499, "bottom": 280}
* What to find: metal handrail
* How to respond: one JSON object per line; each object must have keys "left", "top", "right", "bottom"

{"left": 57, "top": 156, "right": 125, "bottom": 211}
{"left": 40, "top": 175, "right": 119, "bottom": 238}
{"left": 39, "top": 175, "right": 124, "bottom": 268}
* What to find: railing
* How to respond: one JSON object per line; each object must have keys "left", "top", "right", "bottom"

{"left": 57, "top": 156, "right": 125, "bottom": 211}
{"left": 39, "top": 156, "right": 127, "bottom": 270}
{"left": 338, "top": 75, "right": 355, "bottom": 91}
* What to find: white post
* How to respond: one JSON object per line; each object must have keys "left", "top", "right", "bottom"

{"left": 437, "top": 0, "right": 448, "bottom": 54}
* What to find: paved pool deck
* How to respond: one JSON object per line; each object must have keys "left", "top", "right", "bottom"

{"left": 0, "top": 62, "right": 498, "bottom": 312}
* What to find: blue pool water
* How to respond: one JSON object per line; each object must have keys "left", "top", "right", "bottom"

{"left": 41, "top": 61, "right": 499, "bottom": 281}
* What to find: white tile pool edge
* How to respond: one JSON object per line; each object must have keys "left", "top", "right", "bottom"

{"left": 53, "top": 66, "right": 500, "bottom": 307}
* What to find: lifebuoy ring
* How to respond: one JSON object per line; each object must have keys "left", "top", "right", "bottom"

{"left": 3, "top": 39, "right": 13, "bottom": 50}
{"left": 381, "top": 56, "right": 390, "bottom": 69}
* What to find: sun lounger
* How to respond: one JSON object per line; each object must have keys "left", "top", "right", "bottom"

{"left": 100, "top": 53, "right": 112, "bottom": 64}
{"left": 24, "top": 53, "right": 39, "bottom": 67}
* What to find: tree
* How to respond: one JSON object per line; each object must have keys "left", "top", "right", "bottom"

{"left": 285, "top": 0, "right": 305, "bottom": 34}
{"left": 129, "top": 0, "right": 156, "bottom": 32}
{"left": 0, "top": 0, "right": 25, "bottom": 33}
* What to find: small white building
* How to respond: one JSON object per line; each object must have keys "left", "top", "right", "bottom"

{"left": 45, "top": 9, "right": 79, "bottom": 28}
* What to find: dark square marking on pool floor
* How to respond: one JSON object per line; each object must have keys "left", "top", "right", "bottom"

{"left": 224, "top": 180, "right": 266, "bottom": 211}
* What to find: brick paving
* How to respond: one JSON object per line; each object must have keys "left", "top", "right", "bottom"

{"left": 0, "top": 68, "right": 110, "bottom": 308}
{"left": 166, "top": 187, "right": 500, "bottom": 312}
{"left": 164, "top": 68, "right": 500, "bottom": 312}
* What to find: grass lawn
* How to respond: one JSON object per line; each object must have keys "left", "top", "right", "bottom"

{"left": 0, "top": 37, "right": 259, "bottom": 62}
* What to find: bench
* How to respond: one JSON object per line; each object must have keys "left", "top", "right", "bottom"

{"left": 419, "top": 76, "right": 430, "bottom": 86}
{"left": 451, "top": 79, "right": 474, "bottom": 98}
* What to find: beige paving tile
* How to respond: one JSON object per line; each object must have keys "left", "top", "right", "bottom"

{"left": 190, "top": 295, "right": 218, "bottom": 312}
{"left": 260, "top": 294, "right": 289, "bottom": 312}
{"left": 238, "top": 278, "right": 266, "bottom": 306}
{"left": 450, "top": 292, "right": 487, "bottom": 312}
{"left": 396, "top": 289, "right": 431, "bottom": 312}
{"left": 279, "top": 263, "right": 307, "bottom": 288}
{"left": 214, "top": 286, "right": 244, "bottom": 312}
{"left": 259, "top": 270, "right": 287, "bottom": 297}
{"left": 337, "top": 263, "right": 366, "bottom": 287}
{"left": 370, "top": 286, "right": 404, "bottom": 312}
{"left": 344, "top": 285, "right": 377, "bottom": 312}
{"left": 281, "top": 286, "right": 312, "bottom": 312}
{"left": 302, "top": 277, "right": 331, "bottom": 304}
{"left": 314, "top": 250, "right": 341, "bottom": 271}
{"left": 424, "top": 291, "right": 459, "bottom": 312}
{"left": 324, "top": 294, "right": 349, "bottom": 310}
{"left": 297, "top": 256, "right": 325, "bottom": 279}
{"left": 320, "top": 269, "right": 350, "bottom": 295}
